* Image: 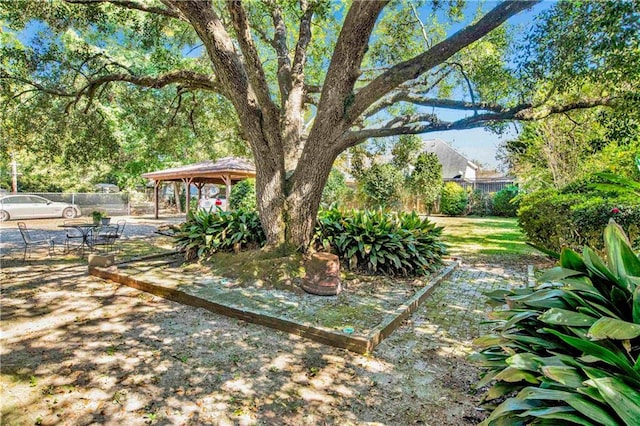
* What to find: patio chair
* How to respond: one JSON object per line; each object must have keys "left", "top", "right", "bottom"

{"left": 115, "top": 220, "right": 126, "bottom": 238}
{"left": 63, "top": 219, "right": 88, "bottom": 253}
{"left": 93, "top": 225, "right": 118, "bottom": 252}
{"left": 17, "top": 222, "right": 55, "bottom": 261}
{"left": 111, "top": 220, "right": 126, "bottom": 251}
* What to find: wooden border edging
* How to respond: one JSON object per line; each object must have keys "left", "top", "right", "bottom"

{"left": 89, "top": 260, "right": 458, "bottom": 354}
{"left": 116, "top": 251, "right": 182, "bottom": 266}
{"left": 366, "top": 261, "right": 459, "bottom": 351}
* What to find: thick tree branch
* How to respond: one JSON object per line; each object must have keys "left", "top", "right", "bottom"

{"left": 279, "top": 0, "right": 316, "bottom": 167}
{"left": 63, "top": 0, "right": 184, "bottom": 20}
{"left": 365, "top": 91, "right": 506, "bottom": 119}
{"left": 291, "top": 1, "right": 313, "bottom": 86}
{"left": 170, "top": 0, "right": 284, "bottom": 171}
{"left": 71, "top": 70, "right": 221, "bottom": 111}
{"left": 269, "top": 3, "right": 292, "bottom": 102}
{"left": 228, "top": 1, "right": 279, "bottom": 116}
{"left": 347, "top": 0, "right": 540, "bottom": 124}
{"left": 341, "top": 96, "right": 617, "bottom": 149}
{"left": 0, "top": 73, "right": 76, "bottom": 98}
{"left": 308, "top": 1, "right": 388, "bottom": 142}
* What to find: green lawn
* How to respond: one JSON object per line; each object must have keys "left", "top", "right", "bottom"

{"left": 429, "top": 216, "right": 538, "bottom": 260}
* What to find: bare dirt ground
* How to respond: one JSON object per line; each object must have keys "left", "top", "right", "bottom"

{"left": 0, "top": 218, "right": 550, "bottom": 425}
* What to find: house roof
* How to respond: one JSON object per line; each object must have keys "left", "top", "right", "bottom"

{"left": 141, "top": 156, "right": 256, "bottom": 184}
{"left": 423, "top": 139, "right": 478, "bottom": 179}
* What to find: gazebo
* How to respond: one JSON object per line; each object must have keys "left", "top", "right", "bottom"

{"left": 142, "top": 157, "right": 256, "bottom": 218}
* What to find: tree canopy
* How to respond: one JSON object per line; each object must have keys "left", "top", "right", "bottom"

{"left": 1, "top": 0, "right": 638, "bottom": 247}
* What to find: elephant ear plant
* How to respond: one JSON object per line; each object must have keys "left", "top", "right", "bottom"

{"left": 471, "top": 221, "right": 640, "bottom": 425}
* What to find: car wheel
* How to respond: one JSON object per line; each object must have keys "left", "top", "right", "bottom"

{"left": 0, "top": 210, "right": 9, "bottom": 222}
{"left": 62, "top": 207, "right": 77, "bottom": 219}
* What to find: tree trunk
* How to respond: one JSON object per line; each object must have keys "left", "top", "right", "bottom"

{"left": 284, "top": 142, "right": 338, "bottom": 249}
{"left": 253, "top": 147, "right": 335, "bottom": 250}
{"left": 254, "top": 153, "right": 287, "bottom": 247}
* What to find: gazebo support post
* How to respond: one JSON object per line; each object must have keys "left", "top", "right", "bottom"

{"left": 154, "top": 181, "right": 160, "bottom": 219}
{"left": 182, "top": 177, "right": 194, "bottom": 215}
{"left": 222, "top": 174, "right": 231, "bottom": 209}
{"left": 195, "top": 182, "right": 205, "bottom": 202}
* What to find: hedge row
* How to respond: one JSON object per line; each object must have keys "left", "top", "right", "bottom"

{"left": 518, "top": 189, "right": 640, "bottom": 252}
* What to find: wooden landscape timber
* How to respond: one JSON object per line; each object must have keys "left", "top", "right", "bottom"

{"left": 89, "top": 260, "right": 458, "bottom": 354}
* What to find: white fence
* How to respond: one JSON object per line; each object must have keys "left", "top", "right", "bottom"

{"left": 444, "top": 178, "right": 516, "bottom": 193}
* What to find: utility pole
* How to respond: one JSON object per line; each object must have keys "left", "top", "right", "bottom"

{"left": 10, "top": 153, "right": 19, "bottom": 193}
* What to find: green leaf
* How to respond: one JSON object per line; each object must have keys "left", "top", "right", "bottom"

{"left": 494, "top": 367, "right": 540, "bottom": 384}
{"left": 474, "top": 334, "right": 508, "bottom": 347}
{"left": 541, "top": 366, "right": 585, "bottom": 389}
{"left": 484, "top": 382, "right": 522, "bottom": 401}
{"left": 517, "top": 386, "right": 574, "bottom": 401}
{"left": 588, "top": 317, "right": 640, "bottom": 340}
{"left": 503, "top": 311, "right": 539, "bottom": 329}
{"left": 539, "top": 308, "right": 597, "bottom": 327}
{"left": 518, "top": 406, "right": 595, "bottom": 425}
{"left": 509, "top": 289, "right": 570, "bottom": 309}
{"left": 517, "top": 387, "right": 620, "bottom": 426}
{"left": 544, "top": 329, "right": 636, "bottom": 378}
{"left": 480, "top": 398, "right": 541, "bottom": 425}
{"left": 634, "top": 286, "right": 640, "bottom": 324}
{"left": 540, "top": 267, "right": 583, "bottom": 282}
{"left": 564, "top": 396, "right": 620, "bottom": 426}
{"left": 583, "top": 247, "right": 625, "bottom": 290}
{"left": 590, "top": 377, "right": 640, "bottom": 426}
{"left": 577, "top": 384, "right": 606, "bottom": 404}
{"left": 560, "top": 248, "right": 587, "bottom": 272}
{"left": 506, "top": 353, "right": 541, "bottom": 371}
{"left": 604, "top": 221, "right": 640, "bottom": 290}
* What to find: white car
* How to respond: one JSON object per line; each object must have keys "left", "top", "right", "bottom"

{"left": 0, "top": 194, "right": 80, "bottom": 221}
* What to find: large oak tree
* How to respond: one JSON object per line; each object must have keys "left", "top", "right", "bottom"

{"left": 1, "top": 0, "right": 636, "bottom": 248}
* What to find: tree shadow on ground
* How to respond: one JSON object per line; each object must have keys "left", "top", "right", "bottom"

{"left": 0, "top": 255, "right": 506, "bottom": 425}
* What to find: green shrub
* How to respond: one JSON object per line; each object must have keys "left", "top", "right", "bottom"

{"left": 359, "top": 163, "right": 404, "bottom": 209}
{"left": 492, "top": 185, "right": 520, "bottom": 217}
{"left": 469, "top": 190, "right": 493, "bottom": 217}
{"left": 471, "top": 222, "right": 640, "bottom": 425}
{"left": 321, "top": 169, "right": 349, "bottom": 207}
{"left": 314, "top": 207, "right": 446, "bottom": 276}
{"left": 518, "top": 189, "right": 578, "bottom": 252}
{"left": 174, "top": 208, "right": 265, "bottom": 259}
{"left": 440, "top": 182, "right": 468, "bottom": 216}
{"left": 573, "top": 195, "right": 640, "bottom": 249}
{"left": 229, "top": 179, "right": 256, "bottom": 211}
{"left": 519, "top": 189, "right": 640, "bottom": 252}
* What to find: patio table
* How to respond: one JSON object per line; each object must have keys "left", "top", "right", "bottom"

{"left": 59, "top": 223, "right": 98, "bottom": 256}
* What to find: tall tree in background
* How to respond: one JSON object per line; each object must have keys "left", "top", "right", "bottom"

{"left": 1, "top": 0, "right": 636, "bottom": 248}
{"left": 409, "top": 152, "right": 442, "bottom": 212}
{"left": 499, "top": 0, "right": 640, "bottom": 190}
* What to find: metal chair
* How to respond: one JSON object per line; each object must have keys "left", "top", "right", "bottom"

{"left": 93, "top": 225, "right": 118, "bottom": 252}
{"left": 17, "top": 222, "right": 55, "bottom": 260}
{"left": 63, "top": 219, "right": 87, "bottom": 253}
{"left": 111, "top": 220, "right": 126, "bottom": 251}
{"left": 115, "top": 220, "right": 126, "bottom": 238}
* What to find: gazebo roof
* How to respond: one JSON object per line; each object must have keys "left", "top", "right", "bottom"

{"left": 142, "top": 156, "right": 256, "bottom": 184}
